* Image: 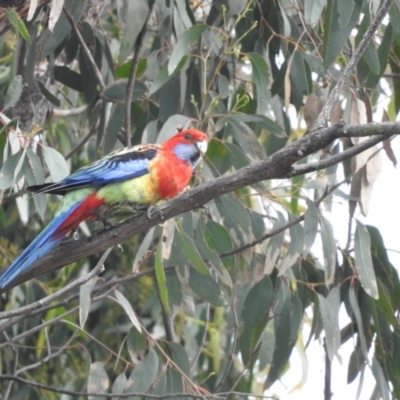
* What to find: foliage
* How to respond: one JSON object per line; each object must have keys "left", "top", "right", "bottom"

{"left": 0, "top": 0, "right": 399, "bottom": 399}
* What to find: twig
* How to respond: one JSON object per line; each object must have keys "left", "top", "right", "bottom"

{"left": 0, "top": 248, "right": 112, "bottom": 320}
{"left": 0, "top": 375, "right": 226, "bottom": 399}
{"left": 287, "top": 132, "right": 392, "bottom": 177}
{"left": 52, "top": 105, "right": 87, "bottom": 118}
{"left": 63, "top": 7, "right": 106, "bottom": 91}
{"left": 15, "top": 332, "right": 77, "bottom": 375}
{"left": 64, "top": 124, "right": 98, "bottom": 160}
{"left": 324, "top": 339, "right": 332, "bottom": 400}
{"left": 3, "top": 332, "right": 18, "bottom": 400}
{"left": 0, "top": 265, "right": 175, "bottom": 332}
{"left": 190, "top": 303, "right": 210, "bottom": 373}
{"left": 219, "top": 180, "right": 346, "bottom": 258}
{"left": 313, "top": 0, "right": 393, "bottom": 129}
{"left": 0, "top": 308, "right": 77, "bottom": 349}
{"left": 124, "top": 0, "right": 155, "bottom": 146}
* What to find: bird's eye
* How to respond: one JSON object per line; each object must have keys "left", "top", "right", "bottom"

{"left": 184, "top": 133, "right": 193, "bottom": 140}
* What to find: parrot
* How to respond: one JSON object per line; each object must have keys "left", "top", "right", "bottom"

{"left": 0, "top": 129, "right": 208, "bottom": 289}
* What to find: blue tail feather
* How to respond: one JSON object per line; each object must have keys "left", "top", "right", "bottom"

{"left": 0, "top": 202, "right": 82, "bottom": 289}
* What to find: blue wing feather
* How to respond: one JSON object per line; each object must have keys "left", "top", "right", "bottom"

{"left": 0, "top": 201, "right": 83, "bottom": 289}
{"left": 28, "top": 146, "right": 159, "bottom": 195}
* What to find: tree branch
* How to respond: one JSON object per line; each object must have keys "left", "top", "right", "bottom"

{"left": 313, "top": 0, "right": 393, "bottom": 129}
{"left": 63, "top": 7, "right": 106, "bottom": 91}
{"left": 1, "top": 120, "right": 398, "bottom": 292}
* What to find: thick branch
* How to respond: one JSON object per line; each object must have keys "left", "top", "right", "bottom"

{"left": 1, "top": 121, "right": 398, "bottom": 292}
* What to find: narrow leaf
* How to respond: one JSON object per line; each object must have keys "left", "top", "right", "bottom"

{"left": 126, "top": 348, "right": 159, "bottom": 394}
{"left": 189, "top": 267, "right": 224, "bottom": 307}
{"left": 132, "top": 226, "right": 155, "bottom": 272}
{"left": 248, "top": 53, "right": 271, "bottom": 115}
{"left": 79, "top": 277, "right": 98, "bottom": 328}
{"left": 320, "top": 215, "right": 336, "bottom": 287}
{"left": 176, "top": 230, "right": 210, "bottom": 276}
{"left": 303, "top": 198, "right": 319, "bottom": 257}
{"left": 168, "top": 24, "right": 208, "bottom": 74}
{"left": 354, "top": 220, "right": 379, "bottom": 299}
{"left": 88, "top": 361, "right": 109, "bottom": 399}
{"left": 317, "top": 287, "right": 341, "bottom": 361}
{"left": 4, "top": 75, "right": 22, "bottom": 110}
{"left": 155, "top": 241, "right": 171, "bottom": 315}
{"left": 240, "top": 276, "right": 273, "bottom": 364}
{"left": 6, "top": 8, "right": 30, "bottom": 42}
{"left": 42, "top": 145, "right": 69, "bottom": 183}
{"left": 114, "top": 289, "right": 142, "bottom": 332}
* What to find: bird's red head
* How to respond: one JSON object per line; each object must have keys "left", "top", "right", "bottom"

{"left": 163, "top": 129, "right": 209, "bottom": 155}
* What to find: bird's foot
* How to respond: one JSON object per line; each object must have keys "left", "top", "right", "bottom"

{"left": 147, "top": 205, "right": 164, "bottom": 220}
{"left": 100, "top": 218, "right": 114, "bottom": 230}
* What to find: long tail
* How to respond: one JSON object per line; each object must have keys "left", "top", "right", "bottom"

{"left": 0, "top": 200, "right": 88, "bottom": 290}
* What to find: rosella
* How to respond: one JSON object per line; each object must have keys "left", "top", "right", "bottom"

{"left": 0, "top": 129, "right": 208, "bottom": 289}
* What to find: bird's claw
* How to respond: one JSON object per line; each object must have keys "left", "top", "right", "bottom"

{"left": 147, "top": 205, "right": 164, "bottom": 220}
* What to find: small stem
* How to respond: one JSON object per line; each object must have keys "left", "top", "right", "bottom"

{"left": 124, "top": 0, "right": 155, "bottom": 146}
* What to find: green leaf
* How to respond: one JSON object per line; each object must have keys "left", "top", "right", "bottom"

{"left": 215, "top": 194, "right": 251, "bottom": 245}
{"left": 167, "top": 342, "right": 190, "bottom": 375}
{"left": 337, "top": 0, "right": 354, "bottom": 28}
{"left": 24, "top": 152, "right": 46, "bottom": 219}
{"left": 227, "top": 114, "right": 285, "bottom": 138}
{"left": 349, "top": 286, "right": 368, "bottom": 359}
{"left": 320, "top": 215, "right": 336, "bottom": 287}
{"left": 114, "top": 289, "right": 142, "bottom": 332}
{"left": 264, "top": 292, "right": 302, "bottom": 389}
{"left": 279, "top": 214, "right": 303, "bottom": 275}
{"left": 87, "top": 361, "right": 109, "bottom": 399}
{"left": 240, "top": 276, "right": 273, "bottom": 365}
{"left": 248, "top": 53, "right": 271, "bottom": 115}
{"left": 149, "top": 61, "right": 186, "bottom": 94}
{"left": 317, "top": 287, "right": 340, "bottom": 361}
{"left": 42, "top": 145, "right": 69, "bottom": 183}
{"left": 126, "top": 348, "right": 159, "bottom": 394}
{"left": 265, "top": 211, "right": 286, "bottom": 274}
{"left": 195, "top": 217, "right": 233, "bottom": 288}
{"left": 168, "top": 24, "right": 209, "bottom": 74}
{"left": 354, "top": 220, "right": 379, "bottom": 299}
{"left": 126, "top": 328, "right": 147, "bottom": 364}
{"left": 103, "top": 103, "right": 124, "bottom": 155}
{"left": 118, "top": 0, "right": 149, "bottom": 64}
{"left": 323, "top": 0, "right": 362, "bottom": 68}
{"left": 303, "top": 198, "right": 318, "bottom": 257}
{"left": 132, "top": 226, "right": 155, "bottom": 272}
{"left": 102, "top": 79, "right": 147, "bottom": 102}
{"left": 304, "top": 0, "right": 327, "bottom": 26}
{"left": 112, "top": 373, "right": 128, "bottom": 394}
{"left": 0, "top": 150, "right": 24, "bottom": 190}
{"left": 79, "top": 277, "right": 98, "bottom": 329}
{"left": 37, "top": 80, "right": 61, "bottom": 107}
{"left": 176, "top": 230, "right": 210, "bottom": 276}
{"left": 54, "top": 66, "right": 83, "bottom": 92}
{"left": 6, "top": 8, "right": 30, "bottom": 42}
{"left": 205, "top": 219, "right": 235, "bottom": 273}
{"left": 227, "top": 120, "right": 266, "bottom": 161}
{"left": 4, "top": 75, "right": 22, "bottom": 110}
{"left": 157, "top": 114, "right": 191, "bottom": 143}
{"left": 39, "top": 0, "right": 87, "bottom": 58}
{"left": 155, "top": 241, "right": 171, "bottom": 315}
{"left": 371, "top": 356, "right": 391, "bottom": 400}
{"left": 189, "top": 267, "right": 225, "bottom": 307}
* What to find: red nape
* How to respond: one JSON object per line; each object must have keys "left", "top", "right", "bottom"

{"left": 54, "top": 193, "right": 105, "bottom": 240}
